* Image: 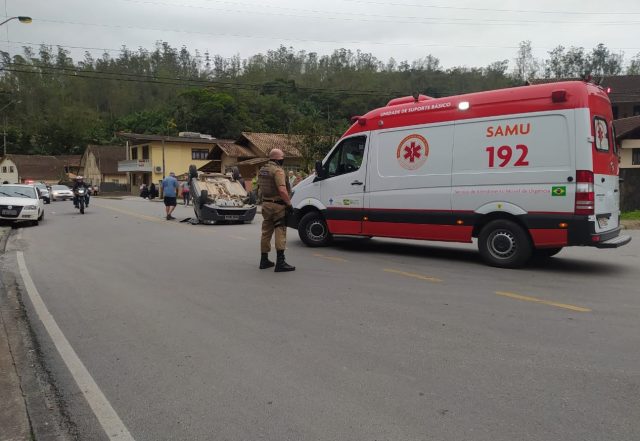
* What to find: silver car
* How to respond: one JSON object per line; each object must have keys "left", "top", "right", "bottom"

{"left": 34, "top": 183, "right": 51, "bottom": 204}
{"left": 50, "top": 185, "right": 74, "bottom": 201}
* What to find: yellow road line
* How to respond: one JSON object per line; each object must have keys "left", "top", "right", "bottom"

{"left": 313, "top": 253, "right": 348, "bottom": 262}
{"left": 94, "top": 202, "right": 169, "bottom": 225}
{"left": 495, "top": 291, "right": 591, "bottom": 312}
{"left": 95, "top": 203, "right": 255, "bottom": 241}
{"left": 94, "top": 203, "right": 214, "bottom": 232}
{"left": 383, "top": 268, "right": 442, "bottom": 283}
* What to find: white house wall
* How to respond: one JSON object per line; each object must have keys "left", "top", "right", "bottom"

{"left": 0, "top": 158, "right": 19, "bottom": 183}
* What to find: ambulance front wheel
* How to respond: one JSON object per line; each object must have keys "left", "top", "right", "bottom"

{"left": 478, "top": 219, "right": 532, "bottom": 268}
{"left": 298, "top": 211, "right": 332, "bottom": 247}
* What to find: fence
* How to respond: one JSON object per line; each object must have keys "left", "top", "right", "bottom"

{"left": 620, "top": 169, "right": 640, "bottom": 212}
{"left": 99, "top": 182, "right": 129, "bottom": 193}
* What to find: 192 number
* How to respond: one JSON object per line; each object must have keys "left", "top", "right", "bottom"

{"left": 486, "top": 144, "right": 529, "bottom": 168}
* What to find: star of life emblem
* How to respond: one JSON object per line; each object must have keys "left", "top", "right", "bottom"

{"left": 396, "top": 134, "right": 429, "bottom": 170}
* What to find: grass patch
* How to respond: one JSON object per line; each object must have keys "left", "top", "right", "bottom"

{"left": 621, "top": 210, "right": 640, "bottom": 220}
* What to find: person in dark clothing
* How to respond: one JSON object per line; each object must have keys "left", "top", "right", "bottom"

{"left": 140, "top": 184, "right": 149, "bottom": 199}
{"left": 72, "top": 176, "right": 90, "bottom": 208}
{"left": 188, "top": 164, "right": 198, "bottom": 183}
{"left": 148, "top": 183, "right": 157, "bottom": 200}
{"left": 231, "top": 167, "right": 245, "bottom": 190}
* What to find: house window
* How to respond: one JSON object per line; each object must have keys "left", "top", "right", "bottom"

{"left": 9, "top": 166, "right": 13, "bottom": 172}
{"left": 634, "top": 106, "right": 640, "bottom": 116}
{"left": 1, "top": 166, "right": 6, "bottom": 173}
{"left": 131, "top": 147, "right": 138, "bottom": 160}
{"left": 112, "top": 179, "right": 120, "bottom": 184}
{"left": 192, "top": 149, "right": 209, "bottom": 160}
{"left": 633, "top": 149, "right": 640, "bottom": 165}
{"left": 142, "top": 145, "right": 149, "bottom": 160}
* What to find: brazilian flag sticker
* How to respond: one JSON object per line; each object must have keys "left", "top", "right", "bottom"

{"left": 552, "top": 186, "right": 567, "bottom": 197}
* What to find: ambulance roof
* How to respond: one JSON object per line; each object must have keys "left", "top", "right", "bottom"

{"left": 344, "top": 81, "right": 609, "bottom": 137}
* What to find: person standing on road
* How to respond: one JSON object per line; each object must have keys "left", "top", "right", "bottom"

{"left": 162, "top": 172, "right": 179, "bottom": 220}
{"left": 181, "top": 181, "right": 190, "bottom": 206}
{"left": 257, "top": 149, "right": 295, "bottom": 272}
{"left": 148, "top": 183, "right": 157, "bottom": 200}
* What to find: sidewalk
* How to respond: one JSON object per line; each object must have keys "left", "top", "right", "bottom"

{"left": 0, "top": 226, "right": 31, "bottom": 440}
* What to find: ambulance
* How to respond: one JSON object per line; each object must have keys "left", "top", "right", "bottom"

{"left": 287, "top": 80, "right": 631, "bottom": 268}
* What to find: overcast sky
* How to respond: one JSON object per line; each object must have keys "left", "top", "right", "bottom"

{"left": 5, "top": 0, "right": 640, "bottom": 70}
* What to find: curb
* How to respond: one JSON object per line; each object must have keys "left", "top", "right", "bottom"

{"left": 0, "top": 226, "right": 31, "bottom": 440}
{"left": 621, "top": 220, "right": 640, "bottom": 230}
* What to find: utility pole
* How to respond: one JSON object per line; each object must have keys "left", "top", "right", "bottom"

{"left": 3, "top": 115, "right": 6, "bottom": 156}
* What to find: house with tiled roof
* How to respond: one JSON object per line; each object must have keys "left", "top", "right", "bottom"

{"left": 614, "top": 114, "right": 640, "bottom": 169}
{"left": 117, "top": 131, "right": 308, "bottom": 193}
{"left": 116, "top": 132, "right": 220, "bottom": 190}
{"left": 0, "top": 154, "right": 65, "bottom": 184}
{"left": 199, "top": 132, "right": 305, "bottom": 181}
{"left": 530, "top": 75, "right": 640, "bottom": 118}
{"left": 614, "top": 116, "right": 640, "bottom": 210}
{"left": 81, "top": 145, "right": 127, "bottom": 190}
{"left": 55, "top": 154, "right": 83, "bottom": 177}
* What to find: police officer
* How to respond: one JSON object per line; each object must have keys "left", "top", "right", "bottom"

{"left": 258, "top": 148, "right": 295, "bottom": 272}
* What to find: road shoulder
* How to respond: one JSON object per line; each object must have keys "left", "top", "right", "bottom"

{"left": 0, "top": 227, "right": 74, "bottom": 440}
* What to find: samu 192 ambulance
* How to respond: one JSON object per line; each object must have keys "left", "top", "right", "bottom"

{"left": 287, "top": 80, "right": 631, "bottom": 268}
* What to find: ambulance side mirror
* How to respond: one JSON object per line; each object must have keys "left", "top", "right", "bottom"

{"left": 314, "top": 160, "right": 326, "bottom": 180}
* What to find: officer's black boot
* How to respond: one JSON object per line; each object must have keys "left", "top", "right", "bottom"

{"left": 274, "top": 250, "right": 295, "bottom": 272}
{"left": 259, "top": 253, "right": 275, "bottom": 269}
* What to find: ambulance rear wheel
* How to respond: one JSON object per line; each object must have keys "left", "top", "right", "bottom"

{"left": 478, "top": 219, "right": 532, "bottom": 268}
{"left": 298, "top": 211, "right": 332, "bottom": 247}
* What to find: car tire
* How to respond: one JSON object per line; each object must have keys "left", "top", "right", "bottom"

{"left": 533, "top": 247, "right": 562, "bottom": 259}
{"left": 478, "top": 219, "right": 532, "bottom": 268}
{"left": 38, "top": 211, "right": 44, "bottom": 221}
{"left": 298, "top": 211, "right": 332, "bottom": 247}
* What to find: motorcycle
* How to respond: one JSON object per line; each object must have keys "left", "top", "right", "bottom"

{"left": 73, "top": 187, "right": 89, "bottom": 214}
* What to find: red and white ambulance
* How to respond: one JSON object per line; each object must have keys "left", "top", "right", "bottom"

{"left": 288, "top": 80, "right": 631, "bottom": 268}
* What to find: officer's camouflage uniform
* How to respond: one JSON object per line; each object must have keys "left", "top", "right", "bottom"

{"left": 258, "top": 160, "right": 290, "bottom": 253}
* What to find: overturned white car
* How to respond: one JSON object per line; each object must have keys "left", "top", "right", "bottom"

{"left": 190, "top": 173, "right": 257, "bottom": 224}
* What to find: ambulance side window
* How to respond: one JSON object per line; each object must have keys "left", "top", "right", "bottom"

{"left": 325, "top": 136, "right": 366, "bottom": 178}
{"left": 594, "top": 117, "right": 610, "bottom": 152}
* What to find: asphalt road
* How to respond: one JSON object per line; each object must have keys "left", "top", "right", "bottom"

{"left": 5, "top": 197, "right": 640, "bottom": 441}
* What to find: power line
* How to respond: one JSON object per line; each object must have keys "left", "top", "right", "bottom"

{"left": 30, "top": 12, "right": 640, "bottom": 30}
{"left": 118, "top": 0, "right": 640, "bottom": 25}
{"left": 341, "top": 0, "right": 640, "bottom": 16}
{"left": 4, "top": 63, "right": 431, "bottom": 97}
{"left": 4, "top": 39, "right": 640, "bottom": 59}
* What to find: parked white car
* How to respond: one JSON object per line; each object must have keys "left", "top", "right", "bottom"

{"left": 0, "top": 184, "right": 45, "bottom": 225}
{"left": 50, "top": 184, "right": 74, "bottom": 201}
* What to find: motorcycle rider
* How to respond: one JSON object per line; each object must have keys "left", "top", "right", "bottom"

{"left": 72, "top": 176, "right": 90, "bottom": 208}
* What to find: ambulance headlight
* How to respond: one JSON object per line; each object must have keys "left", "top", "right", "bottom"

{"left": 458, "top": 101, "right": 470, "bottom": 111}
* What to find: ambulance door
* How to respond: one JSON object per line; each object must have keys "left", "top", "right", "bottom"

{"left": 319, "top": 135, "right": 368, "bottom": 235}
{"left": 591, "top": 116, "right": 619, "bottom": 233}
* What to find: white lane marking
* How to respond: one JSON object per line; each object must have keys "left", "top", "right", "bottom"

{"left": 16, "top": 251, "right": 135, "bottom": 441}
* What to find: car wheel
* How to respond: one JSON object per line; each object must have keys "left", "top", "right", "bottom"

{"left": 38, "top": 211, "right": 44, "bottom": 221}
{"left": 533, "top": 247, "right": 562, "bottom": 259}
{"left": 478, "top": 219, "right": 532, "bottom": 268}
{"left": 298, "top": 211, "right": 332, "bottom": 247}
